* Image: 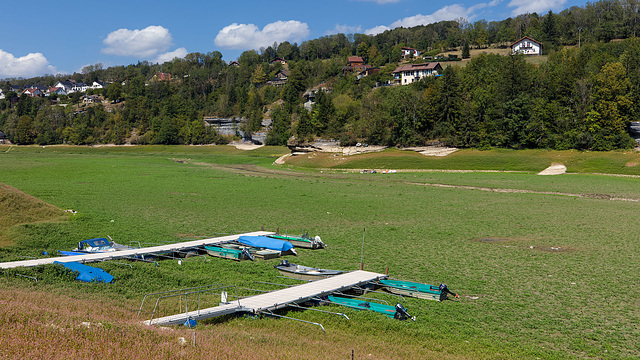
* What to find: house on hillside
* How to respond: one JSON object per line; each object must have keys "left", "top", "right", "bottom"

{"left": 0, "top": 89, "right": 4, "bottom": 100}
{"left": 82, "top": 95, "right": 100, "bottom": 104}
{"left": 92, "top": 81, "right": 105, "bottom": 89}
{"left": 150, "top": 72, "right": 172, "bottom": 82}
{"left": 510, "top": 36, "right": 542, "bottom": 55}
{"left": 72, "top": 82, "right": 90, "bottom": 93}
{"left": 46, "top": 87, "right": 67, "bottom": 96}
{"left": 0, "top": 130, "right": 7, "bottom": 144}
{"left": 343, "top": 56, "right": 372, "bottom": 74}
{"left": 55, "top": 81, "right": 75, "bottom": 93}
{"left": 392, "top": 62, "right": 442, "bottom": 85}
{"left": 229, "top": 60, "right": 240, "bottom": 66}
{"left": 21, "top": 88, "right": 43, "bottom": 97}
{"left": 303, "top": 83, "right": 330, "bottom": 110}
{"left": 270, "top": 57, "right": 287, "bottom": 66}
{"left": 358, "top": 67, "right": 379, "bottom": 80}
{"left": 401, "top": 47, "right": 420, "bottom": 58}
{"left": 267, "top": 69, "right": 290, "bottom": 86}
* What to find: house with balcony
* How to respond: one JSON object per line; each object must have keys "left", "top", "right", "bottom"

{"left": 392, "top": 62, "right": 442, "bottom": 85}
{"left": 510, "top": 36, "right": 542, "bottom": 55}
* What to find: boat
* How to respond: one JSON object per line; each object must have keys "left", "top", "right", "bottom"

{"left": 54, "top": 261, "right": 114, "bottom": 283}
{"left": 327, "top": 295, "right": 415, "bottom": 321}
{"left": 73, "top": 237, "right": 134, "bottom": 253}
{"left": 237, "top": 235, "right": 297, "bottom": 255}
{"left": 380, "top": 279, "right": 459, "bottom": 301}
{"left": 274, "top": 260, "right": 343, "bottom": 281}
{"left": 218, "top": 243, "right": 282, "bottom": 260}
{"left": 204, "top": 245, "right": 254, "bottom": 261}
{"left": 267, "top": 232, "right": 326, "bottom": 249}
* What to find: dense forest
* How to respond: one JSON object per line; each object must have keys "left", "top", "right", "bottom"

{"left": 1, "top": 0, "right": 640, "bottom": 150}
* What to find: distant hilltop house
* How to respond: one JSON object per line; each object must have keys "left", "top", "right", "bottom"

{"left": 401, "top": 47, "right": 420, "bottom": 58}
{"left": 46, "top": 87, "right": 67, "bottom": 97}
{"left": 267, "top": 69, "right": 290, "bottom": 86}
{"left": 270, "top": 57, "right": 287, "bottom": 66}
{"left": 343, "top": 56, "right": 372, "bottom": 74}
{"left": 229, "top": 60, "right": 240, "bottom": 66}
{"left": 0, "top": 89, "right": 4, "bottom": 100}
{"left": 510, "top": 36, "right": 542, "bottom": 55}
{"left": 0, "top": 130, "right": 7, "bottom": 144}
{"left": 150, "top": 72, "right": 172, "bottom": 82}
{"left": 21, "top": 88, "right": 43, "bottom": 97}
{"left": 392, "top": 62, "right": 442, "bottom": 85}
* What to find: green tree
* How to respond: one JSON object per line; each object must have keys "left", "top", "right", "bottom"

{"left": 15, "top": 115, "right": 35, "bottom": 144}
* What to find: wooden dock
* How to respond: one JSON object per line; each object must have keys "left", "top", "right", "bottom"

{"left": 142, "top": 270, "right": 387, "bottom": 326}
{"left": 0, "top": 231, "right": 273, "bottom": 269}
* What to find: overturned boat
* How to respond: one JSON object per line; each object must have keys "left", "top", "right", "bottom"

{"left": 380, "top": 279, "right": 459, "bottom": 301}
{"left": 267, "top": 232, "right": 326, "bottom": 249}
{"left": 327, "top": 295, "right": 415, "bottom": 321}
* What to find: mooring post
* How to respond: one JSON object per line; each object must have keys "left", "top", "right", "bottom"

{"left": 385, "top": 267, "right": 389, "bottom": 275}
{"left": 351, "top": 349, "right": 354, "bottom": 360}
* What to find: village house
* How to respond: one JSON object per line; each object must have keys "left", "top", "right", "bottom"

{"left": 55, "top": 81, "right": 75, "bottom": 93}
{"left": 343, "top": 56, "right": 372, "bottom": 74}
{"left": 270, "top": 57, "right": 287, "bottom": 66}
{"left": 392, "top": 62, "right": 443, "bottom": 85}
{"left": 303, "top": 83, "right": 330, "bottom": 111}
{"left": 21, "top": 88, "right": 43, "bottom": 97}
{"left": 0, "top": 89, "right": 4, "bottom": 100}
{"left": 401, "top": 47, "right": 420, "bottom": 58}
{"left": 46, "top": 87, "right": 67, "bottom": 96}
{"left": 267, "top": 69, "right": 290, "bottom": 86}
{"left": 510, "top": 36, "right": 542, "bottom": 55}
{"left": 0, "top": 130, "right": 7, "bottom": 144}
{"left": 229, "top": 60, "right": 240, "bottom": 66}
{"left": 150, "top": 72, "right": 172, "bottom": 82}
{"left": 92, "top": 81, "right": 105, "bottom": 89}
{"left": 82, "top": 95, "right": 101, "bottom": 104}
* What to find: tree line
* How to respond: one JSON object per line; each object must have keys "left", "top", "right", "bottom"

{"left": 1, "top": 0, "right": 639, "bottom": 150}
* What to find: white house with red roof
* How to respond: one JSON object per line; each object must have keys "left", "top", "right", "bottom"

{"left": 401, "top": 47, "right": 420, "bottom": 57}
{"left": 392, "top": 62, "right": 442, "bottom": 85}
{"left": 21, "top": 88, "right": 43, "bottom": 97}
{"left": 510, "top": 36, "right": 542, "bottom": 55}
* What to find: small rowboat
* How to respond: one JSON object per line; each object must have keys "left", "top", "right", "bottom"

{"left": 380, "top": 279, "right": 458, "bottom": 301}
{"left": 267, "top": 233, "right": 326, "bottom": 249}
{"left": 327, "top": 295, "right": 415, "bottom": 321}
{"left": 204, "top": 245, "right": 254, "bottom": 261}
{"left": 274, "top": 260, "right": 343, "bottom": 281}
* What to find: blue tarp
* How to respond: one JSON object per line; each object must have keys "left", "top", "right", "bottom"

{"left": 238, "top": 236, "right": 294, "bottom": 252}
{"left": 54, "top": 261, "right": 114, "bottom": 283}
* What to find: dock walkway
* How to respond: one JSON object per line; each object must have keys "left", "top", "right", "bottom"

{"left": 0, "top": 231, "right": 272, "bottom": 269}
{"left": 143, "top": 270, "right": 386, "bottom": 326}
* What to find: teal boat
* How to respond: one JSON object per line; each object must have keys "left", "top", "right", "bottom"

{"left": 204, "top": 245, "right": 254, "bottom": 261}
{"left": 380, "top": 279, "right": 458, "bottom": 301}
{"left": 327, "top": 295, "right": 415, "bottom": 321}
{"left": 267, "top": 232, "right": 326, "bottom": 249}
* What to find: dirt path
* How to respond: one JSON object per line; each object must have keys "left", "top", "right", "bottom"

{"left": 174, "top": 160, "right": 640, "bottom": 203}
{"left": 538, "top": 163, "right": 567, "bottom": 175}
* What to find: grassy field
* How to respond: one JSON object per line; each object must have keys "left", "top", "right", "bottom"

{"left": 1, "top": 145, "right": 639, "bottom": 359}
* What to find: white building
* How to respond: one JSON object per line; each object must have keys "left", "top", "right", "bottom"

{"left": 392, "top": 62, "right": 443, "bottom": 85}
{"left": 510, "top": 36, "right": 542, "bottom": 55}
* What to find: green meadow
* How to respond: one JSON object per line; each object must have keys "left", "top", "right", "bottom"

{"left": 1, "top": 145, "right": 639, "bottom": 359}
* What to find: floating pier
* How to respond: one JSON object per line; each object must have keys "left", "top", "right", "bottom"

{"left": 0, "top": 231, "right": 273, "bottom": 270}
{"left": 142, "top": 270, "right": 387, "bottom": 326}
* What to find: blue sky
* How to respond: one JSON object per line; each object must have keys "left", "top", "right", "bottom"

{"left": 1, "top": 0, "right": 582, "bottom": 79}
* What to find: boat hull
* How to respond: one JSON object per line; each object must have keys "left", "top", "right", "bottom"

{"left": 275, "top": 263, "right": 343, "bottom": 281}
{"left": 380, "top": 279, "right": 442, "bottom": 301}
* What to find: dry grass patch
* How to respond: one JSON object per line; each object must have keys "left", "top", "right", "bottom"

{"left": 0, "top": 183, "right": 66, "bottom": 246}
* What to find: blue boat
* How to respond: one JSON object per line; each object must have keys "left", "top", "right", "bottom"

{"left": 54, "top": 261, "right": 114, "bottom": 283}
{"left": 237, "top": 236, "right": 296, "bottom": 255}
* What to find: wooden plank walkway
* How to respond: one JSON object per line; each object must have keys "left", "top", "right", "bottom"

{"left": 142, "top": 270, "right": 387, "bottom": 326}
{"left": 0, "top": 231, "right": 272, "bottom": 269}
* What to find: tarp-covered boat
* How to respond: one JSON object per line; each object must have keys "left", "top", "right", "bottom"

{"left": 54, "top": 261, "right": 114, "bottom": 283}
{"left": 380, "top": 279, "right": 458, "bottom": 301}
{"left": 327, "top": 295, "right": 415, "bottom": 320}
{"left": 274, "top": 260, "right": 342, "bottom": 281}
{"left": 238, "top": 236, "right": 296, "bottom": 255}
{"left": 267, "top": 233, "right": 326, "bottom": 249}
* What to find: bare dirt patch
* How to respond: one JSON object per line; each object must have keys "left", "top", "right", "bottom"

{"left": 229, "top": 142, "right": 264, "bottom": 151}
{"left": 403, "top": 146, "right": 459, "bottom": 157}
{"left": 625, "top": 162, "right": 638, "bottom": 167}
{"left": 538, "top": 163, "right": 567, "bottom": 175}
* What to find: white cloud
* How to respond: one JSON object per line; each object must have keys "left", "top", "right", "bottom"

{"left": 365, "top": 1, "right": 501, "bottom": 35}
{"left": 0, "top": 49, "right": 56, "bottom": 78}
{"left": 154, "top": 47, "right": 188, "bottom": 63}
{"left": 390, "top": 4, "right": 470, "bottom": 28}
{"left": 326, "top": 24, "right": 363, "bottom": 35}
{"left": 508, "top": 0, "right": 566, "bottom": 16}
{"left": 214, "top": 20, "right": 310, "bottom": 50}
{"left": 102, "top": 25, "right": 173, "bottom": 58}
{"left": 365, "top": 25, "right": 391, "bottom": 35}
